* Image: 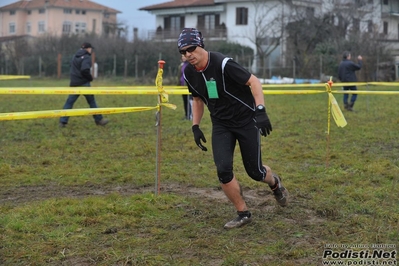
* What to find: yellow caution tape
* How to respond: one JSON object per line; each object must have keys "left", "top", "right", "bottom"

{"left": 325, "top": 80, "right": 347, "bottom": 128}
{"left": 333, "top": 90, "right": 399, "bottom": 95}
{"left": 1, "top": 87, "right": 398, "bottom": 95}
{"left": 263, "top": 90, "right": 324, "bottom": 95}
{"left": 161, "top": 103, "right": 177, "bottom": 110}
{"left": 0, "top": 75, "right": 31, "bottom": 80}
{"left": 156, "top": 60, "right": 168, "bottom": 103}
{"left": 367, "top": 82, "right": 399, "bottom": 86}
{"left": 168, "top": 89, "right": 326, "bottom": 95}
{"left": 0, "top": 88, "right": 161, "bottom": 95}
{"left": 329, "top": 82, "right": 369, "bottom": 87}
{"left": 0, "top": 80, "right": 397, "bottom": 126}
{"left": 0, "top": 104, "right": 176, "bottom": 121}
{"left": 328, "top": 93, "right": 347, "bottom": 128}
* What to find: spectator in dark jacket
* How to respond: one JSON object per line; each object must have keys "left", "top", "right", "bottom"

{"left": 59, "top": 42, "right": 108, "bottom": 127}
{"left": 338, "top": 51, "right": 363, "bottom": 111}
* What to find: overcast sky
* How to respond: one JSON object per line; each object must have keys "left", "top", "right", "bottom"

{"left": 0, "top": 0, "right": 165, "bottom": 39}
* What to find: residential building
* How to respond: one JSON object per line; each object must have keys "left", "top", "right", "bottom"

{"left": 140, "top": 0, "right": 399, "bottom": 76}
{"left": 0, "top": 0, "right": 120, "bottom": 38}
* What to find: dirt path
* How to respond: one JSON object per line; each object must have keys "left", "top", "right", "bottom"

{"left": 0, "top": 182, "right": 277, "bottom": 207}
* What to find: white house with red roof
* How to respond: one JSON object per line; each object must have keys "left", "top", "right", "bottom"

{"left": 140, "top": 0, "right": 399, "bottom": 71}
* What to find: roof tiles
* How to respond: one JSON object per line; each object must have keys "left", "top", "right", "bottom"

{"left": 0, "top": 0, "right": 120, "bottom": 13}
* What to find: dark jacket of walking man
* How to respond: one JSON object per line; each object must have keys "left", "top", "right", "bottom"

{"left": 338, "top": 51, "right": 363, "bottom": 111}
{"left": 59, "top": 42, "right": 108, "bottom": 127}
{"left": 178, "top": 28, "right": 288, "bottom": 229}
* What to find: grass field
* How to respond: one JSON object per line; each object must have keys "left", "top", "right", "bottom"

{"left": 0, "top": 77, "right": 398, "bottom": 265}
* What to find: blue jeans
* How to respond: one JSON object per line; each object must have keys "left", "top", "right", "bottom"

{"left": 59, "top": 83, "right": 103, "bottom": 124}
{"left": 182, "top": 94, "right": 193, "bottom": 120}
{"left": 343, "top": 86, "right": 357, "bottom": 104}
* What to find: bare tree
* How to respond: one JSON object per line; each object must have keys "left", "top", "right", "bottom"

{"left": 284, "top": 0, "right": 393, "bottom": 80}
{"left": 243, "top": 0, "right": 289, "bottom": 76}
{"left": 2, "top": 36, "right": 31, "bottom": 75}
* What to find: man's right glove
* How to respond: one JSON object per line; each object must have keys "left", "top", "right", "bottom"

{"left": 192, "top": 125, "right": 207, "bottom": 151}
{"left": 255, "top": 105, "right": 272, "bottom": 137}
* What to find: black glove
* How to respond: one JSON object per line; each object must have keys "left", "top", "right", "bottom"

{"left": 192, "top": 125, "right": 207, "bottom": 151}
{"left": 255, "top": 106, "right": 272, "bottom": 137}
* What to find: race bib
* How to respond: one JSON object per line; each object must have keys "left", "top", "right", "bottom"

{"left": 206, "top": 79, "right": 219, "bottom": 99}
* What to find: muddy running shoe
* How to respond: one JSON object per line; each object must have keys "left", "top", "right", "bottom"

{"left": 271, "top": 174, "right": 288, "bottom": 207}
{"left": 224, "top": 211, "right": 252, "bottom": 229}
{"left": 95, "top": 119, "right": 109, "bottom": 126}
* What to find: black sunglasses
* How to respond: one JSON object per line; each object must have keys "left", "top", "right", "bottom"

{"left": 179, "top": 46, "right": 197, "bottom": 55}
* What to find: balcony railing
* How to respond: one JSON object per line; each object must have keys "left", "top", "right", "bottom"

{"left": 147, "top": 28, "right": 227, "bottom": 41}
{"left": 381, "top": 2, "right": 399, "bottom": 15}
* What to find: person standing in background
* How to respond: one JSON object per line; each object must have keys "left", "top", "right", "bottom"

{"left": 178, "top": 54, "right": 192, "bottom": 120}
{"left": 59, "top": 42, "right": 108, "bottom": 127}
{"left": 338, "top": 51, "right": 363, "bottom": 111}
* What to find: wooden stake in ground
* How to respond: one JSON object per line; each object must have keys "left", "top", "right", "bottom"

{"left": 155, "top": 60, "right": 166, "bottom": 195}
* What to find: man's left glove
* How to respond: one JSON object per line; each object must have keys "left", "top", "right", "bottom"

{"left": 255, "top": 105, "right": 272, "bottom": 137}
